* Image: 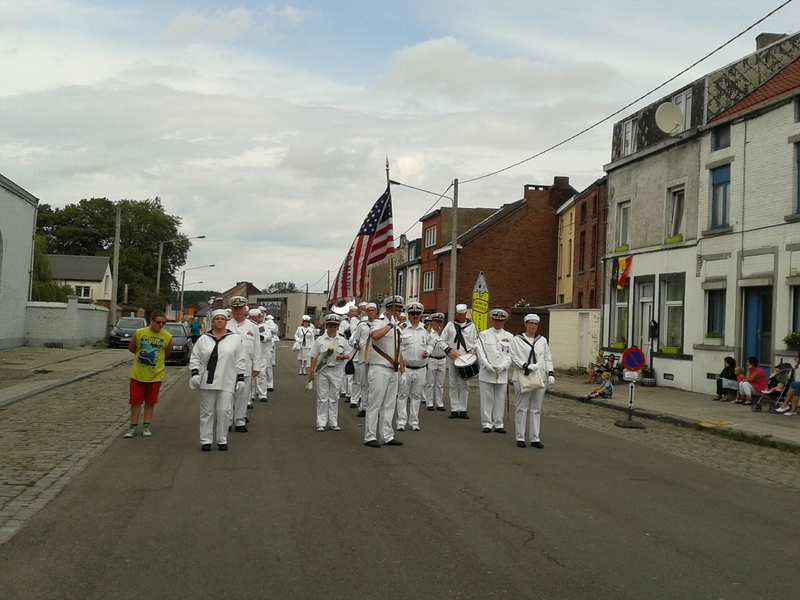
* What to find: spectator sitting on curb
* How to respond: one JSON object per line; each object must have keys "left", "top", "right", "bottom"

{"left": 736, "top": 356, "right": 768, "bottom": 406}
{"left": 581, "top": 372, "right": 613, "bottom": 402}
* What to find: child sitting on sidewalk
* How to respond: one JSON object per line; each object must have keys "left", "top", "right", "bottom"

{"left": 733, "top": 366, "right": 746, "bottom": 402}
{"left": 582, "top": 372, "right": 613, "bottom": 402}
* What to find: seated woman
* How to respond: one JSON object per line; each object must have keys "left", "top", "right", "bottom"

{"left": 712, "top": 356, "right": 737, "bottom": 401}
{"left": 582, "top": 372, "right": 613, "bottom": 402}
{"left": 737, "top": 356, "right": 769, "bottom": 405}
{"left": 584, "top": 349, "right": 605, "bottom": 383}
{"left": 586, "top": 353, "right": 616, "bottom": 384}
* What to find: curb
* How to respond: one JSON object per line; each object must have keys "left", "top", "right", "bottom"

{"left": 547, "top": 388, "right": 800, "bottom": 452}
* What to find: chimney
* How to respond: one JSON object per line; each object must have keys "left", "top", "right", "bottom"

{"left": 756, "top": 33, "right": 787, "bottom": 50}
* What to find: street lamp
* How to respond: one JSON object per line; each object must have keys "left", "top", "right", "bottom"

{"left": 156, "top": 235, "right": 206, "bottom": 293}
{"left": 179, "top": 265, "right": 215, "bottom": 315}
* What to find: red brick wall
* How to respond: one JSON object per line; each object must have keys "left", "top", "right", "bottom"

{"left": 571, "top": 178, "right": 607, "bottom": 309}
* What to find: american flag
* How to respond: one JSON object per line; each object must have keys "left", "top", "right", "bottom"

{"left": 327, "top": 187, "right": 394, "bottom": 307}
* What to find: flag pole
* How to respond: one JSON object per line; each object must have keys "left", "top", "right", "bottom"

{"left": 387, "top": 156, "right": 400, "bottom": 367}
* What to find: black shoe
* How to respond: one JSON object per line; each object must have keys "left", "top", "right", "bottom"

{"left": 235, "top": 425, "right": 248, "bottom": 433}
{"left": 260, "top": 397, "right": 268, "bottom": 402}
{"left": 495, "top": 428, "right": 507, "bottom": 434}
{"left": 427, "top": 406, "right": 435, "bottom": 411}
{"left": 248, "top": 404, "right": 254, "bottom": 409}
{"left": 228, "top": 425, "right": 232, "bottom": 431}
{"left": 531, "top": 441, "right": 544, "bottom": 449}
{"left": 201, "top": 444, "right": 211, "bottom": 452}
{"left": 245, "top": 417, "right": 249, "bottom": 423}
{"left": 459, "top": 411, "right": 470, "bottom": 419}
{"left": 364, "top": 440, "right": 381, "bottom": 448}
{"left": 448, "top": 411, "right": 459, "bottom": 419}
{"left": 397, "top": 426, "right": 405, "bottom": 431}
{"left": 350, "top": 403, "right": 357, "bottom": 408}
{"left": 516, "top": 441, "right": 526, "bottom": 448}
{"left": 384, "top": 439, "right": 403, "bottom": 446}
{"left": 218, "top": 443, "right": 228, "bottom": 451}
{"left": 436, "top": 407, "right": 446, "bottom": 411}
{"left": 482, "top": 427, "right": 491, "bottom": 433}
{"left": 268, "top": 387, "right": 274, "bottom": 392}
{"left": 357, "top": 410, "right": 366, "bottom": 417}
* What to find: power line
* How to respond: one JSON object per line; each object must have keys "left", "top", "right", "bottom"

{"left": 461, "top": 0, "right": 796, "bottom": 185}
{"left": 392, "top": 181, "right": 454, "bottom": 237}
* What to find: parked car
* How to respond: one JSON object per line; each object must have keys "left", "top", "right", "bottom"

{"left": 164, "top": 322, "right": 193, "bottom": 366}
{"left": 108, "top": 317, "right": 147, "bottom": 348}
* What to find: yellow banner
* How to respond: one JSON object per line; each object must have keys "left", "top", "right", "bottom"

{"left": 472, "top": 271, "right": 489, "bottom": 334}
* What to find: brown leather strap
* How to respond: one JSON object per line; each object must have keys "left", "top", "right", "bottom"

{"left": 372, "top": 344, "right": 398, "bottom": 371}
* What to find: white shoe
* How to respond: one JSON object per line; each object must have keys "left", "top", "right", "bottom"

{"left": 784, "top": 412, "right": 796, "bottom": 416}
{"left": 411, "top": 426, "right": 420, "bottom": 431}
{"left": 316, "top": 426, "right": 325, "bottom": 431}
{"left": 331, "top": 426, "right": 341, "bottom": 431}
{"left": 776, "top": 406, "right": 790, "bottom": 413}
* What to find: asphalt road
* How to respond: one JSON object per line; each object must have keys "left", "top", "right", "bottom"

{"left": 0, "top": 347, "right": 798, "bottom": 599}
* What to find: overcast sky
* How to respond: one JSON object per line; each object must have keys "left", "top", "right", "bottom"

{"left": 2, "top": 1, "right": 799, "bottom": 294}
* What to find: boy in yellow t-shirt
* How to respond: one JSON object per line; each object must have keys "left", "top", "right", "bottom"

{"left": 125, "top": 310, "right": 173, "bottom": 438}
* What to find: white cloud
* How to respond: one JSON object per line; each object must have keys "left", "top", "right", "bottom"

{"left": 167, "top": 8, "right": 256, "bottom": 43}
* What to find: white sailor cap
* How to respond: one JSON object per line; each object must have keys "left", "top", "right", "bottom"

{"left": 258, "top": 306, "right": 267, "bottom": 312}
{"left": 211, "top": 309, "right": 228, "bottom": 319}
{"left": 266, "top": 315, "right": 275, "bottom": 320}
{"left": 383, "top": 295, "right": 404, "bottom": 308}
{"left": 405, "top": 301, "right": 424, "bottom": 314}
{"left": 248, "top": 308, "right": 261, "bottom": 317}
{"left": 229, "top": 296, "right": 248, "bottom": 308}
{"left": 489, "top": 309, "right": 508, "bottom": 321}
{"left": 524, "top": 313, "right": 540, "bottom": 323}
{"left": 358, "top": 302, "right": 367, "bottom": 308}
{"left": 455, "top": 303, "right": 468, "bottom": 313}
{"left": 301, "top": 315, "right": 311, "bottom": 322}
{"left": 323, "top": 314, "right": 340, "bottom": 325}
{"left": 430, "top": 312, "right": 445, "bottom": 321}
{"left": 365, "top": 302, "right": 377, "bottom": 310}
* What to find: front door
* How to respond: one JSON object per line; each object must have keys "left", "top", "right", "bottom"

{"left": 743, "top": 286, "right": 772, "bottom": 367}
{"left": 636, "top": 281, "right": 654, "bottom": 360}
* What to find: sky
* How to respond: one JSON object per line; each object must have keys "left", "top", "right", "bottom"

{"left": 2, "top": 0, "right": 800, "bottom": 295}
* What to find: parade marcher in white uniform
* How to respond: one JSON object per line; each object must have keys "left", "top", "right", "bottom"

{"left": 258, "top": 307, "right": 275, "bottom": 392}
{"left": 309, "top": 314, "right": 350, "bottom": 431}
{"left": 425, "top": 313, "right": 448, "bottom": 412}
{"left": 364, "top": 296, "right": 405, "bottom": 448}
{"left": 395, "top": 302, "right": 431, "bottom": 431}
{"left": 476, "top": 309, "right": 512, "bottom": 434}
{"left": 226, "top": 296, "right": 262, "bottom": 433}
{"left": 265, "top": 314, "right": 279, "bottom": 372}
{"left": 354, "top": 303, "right": 377, "bottom": 417}
{"left": 510, "top": 314, "right": 554, "bottom": 449}
{"left": 190, "top": 309, "right": 246, "bottom": 451}
{"left": 441, "top": 303, "right": 478, "bottom": 419}
{"left": 294, "top": 315, "right": 315, "bottom": 375}
{"left": 250, "top": 308, "right": 272, "bottom": 403}
{"left": 338, "top": 305, "right": 360, "bottom": 399}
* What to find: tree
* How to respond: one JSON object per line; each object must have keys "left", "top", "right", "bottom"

{"left": 264, "top": 281, "right": 302, "bottom": 294}
{"left": 30, "top": 235, "right": 73, "bottom": 302}
{"left": 37, "top": 197, "right": 190, "bottom": 312}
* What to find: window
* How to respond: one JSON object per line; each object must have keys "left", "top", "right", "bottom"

{"left": 617, "top": 201, "right": 631, "bottom": 248}
{"left": 611, "top": 282, "right": 629, "bottom": 346}
{"left": 667, "top": 188, "right": 684, "bottom": 239}
{"left": 577, "top": 292, "right": 584, "bottom": 308}
{"left": 660, "top": 275, "right": 685, "bottom": 350}
{"left": 793, "top": 286, "right": 800, "bottom": 332}
{"left": 673, "top": 89, "right": 692, "bottom": 132}
{"left": 796, "top": 144, "right": 800, "bottom": 214}
{"left": 711, "top": 165, "right": 730, "bottom": 229}
{"left": 396, "top": 271, "right": 405, "bottom": 298}
{"left": 75, "top": 285, "right": 91, "bottom": 298}
{"left": 567, "top": 239, "right": 572, "bottom": 277}
{"left": 557, "top": 243, "right": 563, "bottom": 279}
{"left": 621, "top": 117, "right": 637, "bottom": 156}
{"left": 707, "top": 289, "right": 725, "bottom": 337}
{"left": 424, "top": 226, "right": 437, "bottom": 248}
{"left": 713, "top": 124, "right": 731, "bottom": 150}
{"left": 423, "top": 270, "right": 434, "bottom": 292}
{"left": 590, "top": 225, "right": 597, "bottom": 264}
{"left": 580, "top": 203, "right": 587, "bottom": 224}
{"left": 578, "top": 231, "right": 586, "bottom": 272}
{"left": 589, "top": 289, "right": 596, "bottom": 307}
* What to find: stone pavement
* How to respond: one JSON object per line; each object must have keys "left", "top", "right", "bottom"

{"left": 1, "top": 345, "right": 797, "bottom": 449}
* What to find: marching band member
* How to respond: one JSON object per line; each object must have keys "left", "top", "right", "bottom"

{"left": 250, "top": 308, "right": 271, "bottom": 403}
{"left": 265, "top": 314, "right": 279, "bottom": 373}
{"left": 308, "top": 314, "right": 349, "bottom": 431}
{"left": 441, "top": 303, "right": 478, "bottom": 419}
{"left": 476, "top": 309, "right": 512, "bottom": 434}
{"left": 396, "top": 302, "right": 430, "bottom": 431}
{"left": 425, "top": 313, "right": 448, "bottom": 412}
{"left": 294, "top": 315, "right": 315, "bottom": 375}
{"left": 225, "top": 296, "right": 262, "bottom": 433}
{"left": 354, "top": 303, "right": 378, "bottom": 417}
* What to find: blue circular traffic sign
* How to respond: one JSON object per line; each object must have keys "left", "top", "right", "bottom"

{"left": 621, "top": 346, "right": 646, "bottom": 372}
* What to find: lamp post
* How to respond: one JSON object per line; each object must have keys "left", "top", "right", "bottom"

{"left": 179, "top": 265, "right": 215, "bottom": 317}
{"left": 156, "top": 235, "right": 206, "bottom": 293}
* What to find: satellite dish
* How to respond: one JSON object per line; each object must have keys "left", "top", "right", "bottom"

{"left": 655, "top": 103, "right": 684, "bottom": 135}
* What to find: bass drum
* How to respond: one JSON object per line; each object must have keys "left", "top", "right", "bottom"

{"left": 453, "top": 353, "right": 479, "bottom": 379}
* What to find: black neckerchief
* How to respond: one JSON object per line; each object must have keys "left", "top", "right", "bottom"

{"left": 515, "top": 334, "right": 541, "bottom": 374}
{"left": 204, "top": 331, "right": 235, "bottom": 384}
{"left": 452, "top": 319, "right": 473, "bottom": 352}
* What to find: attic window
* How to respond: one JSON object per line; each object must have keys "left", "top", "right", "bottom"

{"left": 713, "top": 124, "right": 731, "bottom": 150}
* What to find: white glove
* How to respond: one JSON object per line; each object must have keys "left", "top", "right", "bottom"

{"left": 190, "top": 375, "right": 201, "bottom": 389}
{"left": 235, "top": 381, "right": 245, "bottom": 393}
{"left": 400, "top": 373, "right": 407, "bottom": 387}
{"left": 548, "top": 375, "right": 556, "bottom": 385}
{"left": 305, "top": 381, "right": 314, "bottom": 391}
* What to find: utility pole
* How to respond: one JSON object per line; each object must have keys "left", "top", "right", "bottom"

{"left": 448, "top": 179, "right": 458, "bottom": 321}
{"left": 109, "top": 203, "right": 121, "bottom": 329}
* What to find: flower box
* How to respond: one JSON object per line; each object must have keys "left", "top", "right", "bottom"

{"left": 664, "top": 234, "right": 683, "bottom": 244}
{"left": 703, "top": 337, "right": 723, "bottom": 346}
{"left": 660, "top": 346, "right": 680, "bottom": 355}
{"left": 610, "top": 342, "right": 626, "bottom": 350}
{"left": 614, "top": 244, "right": 629, "bottom": 253}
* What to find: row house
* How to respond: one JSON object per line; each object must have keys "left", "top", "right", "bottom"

{"left": 603, "top": 32, "right": 800, "bottom": 392}
{"left": 395, "top": 238, "right": 421, "bottom": 304}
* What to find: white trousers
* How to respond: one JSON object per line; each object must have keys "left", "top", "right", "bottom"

{"left": 447, "top": 361, "right": 471, "bottom": 412}
{"left": 350, "top": 361, "right": 363, "bottom": 406}
{"left": 263, "top": 347, "right": 274, "bottom": 388}
{"left": 364, "top": 365, "right": 398, "bottom": 443}
{"left": 514, "top": 386, "right": 545, "bottom": 442}
{"left": 232, "top": 375, "right": 252, "bottom": 427}
{"left": 357, "top": 363, "right": 369, "bottom": 410}
{"left": 255, "top": 369, "right": 268, "bottom": 400}
{"left": 397, "top": 367, "right": 427, "bottom": 428}
{"left": 315, "top": 369, "right": 341, "bottom": 428}
{"left": 425, "top": 358, "right": 446, "bottom": 408}
{"left": 199, "top": 389, "right": 234, "bottom": 445}
{"left": 479, "top": 380, "right": 507, "bottom": 430}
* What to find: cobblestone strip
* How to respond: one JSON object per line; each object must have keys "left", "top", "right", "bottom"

{"left": 543, "top": 395, "right": 800, "bottom": 492}
{"left": 0, "top": 365, "right": 184, "bottom": 545}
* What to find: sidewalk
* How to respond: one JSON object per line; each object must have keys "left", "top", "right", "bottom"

{"left": 0, "top": 347, "right": 131, "bottom": 408}
{"left": 2, "top": 346, "right": 799, "bottom": 450}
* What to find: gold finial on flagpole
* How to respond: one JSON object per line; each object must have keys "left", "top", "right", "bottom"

{"left": 385, "top": 155, "right": 390, "bottom": 188}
